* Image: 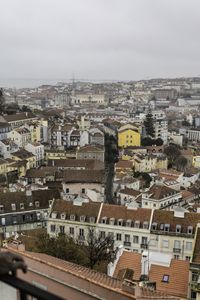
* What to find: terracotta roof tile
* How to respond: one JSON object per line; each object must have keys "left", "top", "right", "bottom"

{"left": 149, "top": 259, "right": 189, "bottom": 298}
{"left": 63, "top": 169, "right": 105, "bottom": 183}
{"left": 51, "top": 199, "right": 101, "bottom": 222}
{"left": 113, "top": 251, "right": 142, "bottom": 281}
{"left": 151, "top": 210, "right": 200, "bottom": 235}
{"left": 99, "top": 204, "right": 151, "bottom": 227}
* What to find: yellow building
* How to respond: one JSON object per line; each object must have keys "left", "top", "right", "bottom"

{"left": 118, "top": 129, "right": 141, "bottom": 148}
{"left": 0, "top": 159, "right": 7, "bottom": 176}
{"left": 156, "top": 156, "right": 168, "bottom": 170}
{"left": 192, "top": 156, "right": 200, "bottom": 168}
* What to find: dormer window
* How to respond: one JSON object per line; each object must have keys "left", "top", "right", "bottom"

{"left": 20, "top": 203, "right": 24, "bottom": 210}
{"left": 143, "top": 221, "right": 149, "bottom": 229}
{"left": 152, "top": 222, "right": 157, "bottom": 230}
{"left": 61, "top": 213, "right": 66, "bottom": 220}
{"left": 160, "top": 223, "right": 164, "bottom": 230}
{"left": 187, "top": 226, "right": 193, "bottom": 234}
{"left": 164, "top": 224, "right": 170, "bottom": 232}
{"left": 101, "top": 217, "right": 107, "bottom": 224}
{"left": 126, "top": 219, "right": 132, "bottom": 227}
{"left": 80, "top": 215, "right": 86, "bottom": 222}
{"left": 70, "top": 214, "right": 75, "bottom": 221}
{"left": 35, "top": 201, "right": 40, "bottom": 208}
{"left": 89, "top": 217, "right": 95, "bottom": 223}
{"left": 11, "top": 203, "right": 16, "bottom": 211}
{"left": 109, "top": 218, "right": 115, "bottom": 225}
{"left": 117, "top": 219, "right": 123, "bottom": 226}
{"left": 51, "top": 212, "right": 57, "bottom": 219}
{"left": 176, "top": 225, "right": 181, "bottom": 233}
{"left": 134, "top": 220, "right": 140, "bottom": 228}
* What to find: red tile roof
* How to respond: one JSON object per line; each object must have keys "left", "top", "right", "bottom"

{"left": 149, "top": 259, "right": 189, "bottom": 298}
{"left": 113, "top": 251, "right": 142, "bottom": 281}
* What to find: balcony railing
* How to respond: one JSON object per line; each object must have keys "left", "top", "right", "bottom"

{"left": 124, "top": 241, "right": 131, "bottom": 247}
{"left": 0, "top": 273, "right": 64, "bottom": 300}
{"left": 173, "top": 247, "right": 181, "bottom": 253}
{"left": 141, "top": 243, "right": 148, "bottom": 249}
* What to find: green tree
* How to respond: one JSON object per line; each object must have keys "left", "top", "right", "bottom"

{"left": 144, "top": 110, "right": 155, "bottom": 138}
{"left": 35, "top": 233, "right": 88, "bottom": 266}
{"left": 85, "top": 229, "right": 115, "bottom": 269}
{"left": 164, "top": 144, "right": 181, "bottom": 167}
{"left": 175, "top": 155, "right": 187, "bottom": 171}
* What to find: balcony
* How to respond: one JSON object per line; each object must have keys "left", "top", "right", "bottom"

{"left": 0, "top": 273, "right": 64, "bottom": 300}
{"left": 141, "top": 243, "right": 148, "bottom": 249}
{"left": 173, "top": 248, "right": 181, "bottom": 253}
{"left": 78, "top": 235, "right": 85, "bottom": 241}
{"left": 124, "top": 241, "right": 131, "bottom": 247}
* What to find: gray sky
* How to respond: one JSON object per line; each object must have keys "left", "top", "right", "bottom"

{"left": 0, "top": 0, "right": 200, "bottom": 87}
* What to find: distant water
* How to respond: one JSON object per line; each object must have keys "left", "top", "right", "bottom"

{"left": 0, "top": 78, "right": 67, "bottom": 89}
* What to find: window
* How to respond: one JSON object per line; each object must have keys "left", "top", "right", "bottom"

{"left": 79, "top": 228, "right": 84, "bottom": 237}
{"left": 70, "top": 214, "right": 75, "bottom": 221}
{"left": 176, "top": 225, "right": 181, "bottom": 233}
{"left": 145, "top": 202, "right": 148, "bottom": 206}
{"left": 187, "top": 226, "right": 193, "bottom": 234}
{"left": 160, "top": 224, "right": 164, "bottom": 230}
{"left": 118, "top": 219, "right": 123, "bottom": 226}
{"left": 11, "top": 203, "right": 16, "bottom": 211}
{"left": 162, "top": 275, "right": 169, "bottom": 283}
{"left": 108, "top": 232, "right": 114, "bottom": 239}
{"left": 174, "top": 240, "right": 181, "bottom": 249}
{"left": 61, "top": 213, "right": 66, "bottom": 220}
{"left": 126, "top": 219, "right": 132, "bottom": 227}
{"left": 133, "top": 235, "right": 139, "bottom": 244}
{"left": 174, "top": 255, "right": 179, "bottom": 260}
{"left": 59, "top": 226, "right": 65, "bottom": 234}
{"left": 116, "top": 233, "right": 121, "bottom": 241}
{"left": 162, "top": 240, "right": 169, "bottom": 248}
{"left": 81, "top": 188, "right": 85, "bottom": 194}
{"left": 143, "top": 221, "right": 148, "bottom": 229}
{"left": 1, "top": 217, "right": 5, "bottom": 226}
{"left": 20, "top": 203, "right": 24, "bottom": 210}
{"left": 102, "top": 217, "right": 107, "bottom": 224}
{"left": 80, "top": 215, "right": 86, "bottom": 222}
{"left": 134, "top": 220, "right": 140, "bottom": 228}
{"left": 152, "top": 222, "right": 157, "bottom": 230}
{"left": 66, "top": 188, "right": 69, "bottom": 193}
{"left": 0, "top": 205, "right": 4, "bottom": 212}
{"left": 186, "top": 242, "right": 192, "bottom": 251}
{"left": 50, "top": 224, "right": 56, "bottom": 232}
{"left": 89, "top": 217, "right": 95, "bottom": 223}
{"left": 35, "top": 201, "right": 40, "bottom": 208}
{"left": 125, "top": 234, "right": 130, "bottom": 242}
{"left": 142, "top": 237, "right": 148, "bottom": 245}
{"left": 109, "top": 218, "right": 115, "bottom": 225}
{"left": 100, "top": 231, "right": 106, "bottom": 239}
{"left": 164, "top": 224, "right": 170, "bottom": 232}
{"left": 51, "top": 212, "right": 57, "bottom": 219}
{"left": 69, "top": 227, "right": 74, "bottom": 235}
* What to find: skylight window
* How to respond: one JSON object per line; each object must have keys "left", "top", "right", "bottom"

{"left": 162, "top": 274, "right": 169, "bottom": 283}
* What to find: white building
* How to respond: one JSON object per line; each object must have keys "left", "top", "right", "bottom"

{"left": 47, "top": 199, "right": 199, "bottom": 261}
{"left": 25, "top": 142, "right": 45, "bottom": 167}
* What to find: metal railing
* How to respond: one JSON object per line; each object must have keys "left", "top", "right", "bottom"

{"left": 0, "top": 274, "right": 65, "bottom": 300}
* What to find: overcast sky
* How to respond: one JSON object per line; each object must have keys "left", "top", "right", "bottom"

{"left": 0, "top": 0, "right": 200, "bottom": 87}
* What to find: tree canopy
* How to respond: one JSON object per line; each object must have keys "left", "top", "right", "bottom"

{"left": 144, "top": 110, "right": 155, "bottom": 138}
